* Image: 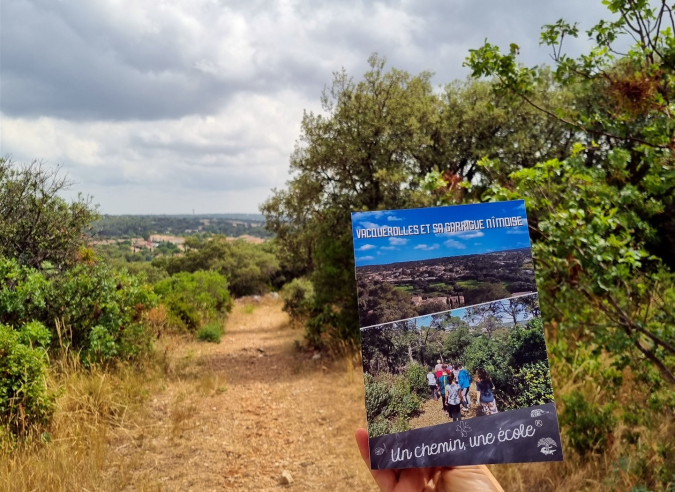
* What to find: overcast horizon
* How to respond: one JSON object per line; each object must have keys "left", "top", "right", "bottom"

{"left": 1, "top": 0, "right": 611, "bottom": 214}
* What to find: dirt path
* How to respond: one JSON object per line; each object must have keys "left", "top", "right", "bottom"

{"left": 409, "top": 384, "right": 479, "bottom": 430}
{"left": 107, "top": 298, "right": 378, "bottom": 491}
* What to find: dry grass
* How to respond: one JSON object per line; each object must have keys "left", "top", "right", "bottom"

{"left": 488, "top": 414, "right": 675, "bottom": 492}
{"left": 4, "top": 298, "right": 671, "bottom": 491}
{"left": 0, "top": 356, "right": 157, "bottom": 492}
{"left": 0, "top": 299, "right": 375, "bottom": 491}
{"left": 488, "top": 354, "right": 675, "bottom": 492}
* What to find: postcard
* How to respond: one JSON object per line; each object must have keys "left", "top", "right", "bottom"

{"left": 351, "top": 200, "right": 563, "bottom": 469}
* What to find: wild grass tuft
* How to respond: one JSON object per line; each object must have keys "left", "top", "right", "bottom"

{"left": 0, "top": 355, "right": 157, "bottom": 492}
{"left": 196, "top": 322, "right": 224, "bottom": 343}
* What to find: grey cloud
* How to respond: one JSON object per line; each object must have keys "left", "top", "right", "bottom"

{"left": 3, "top": 0, "right": 612, "bottom": 122}
{"left": 1, "top": 0, "right": 625, "bottom": 213}
{"left": 3, "top": 1, "right": 272, "bottom": 120}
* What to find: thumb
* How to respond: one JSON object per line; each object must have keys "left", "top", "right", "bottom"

{"left": 435, "top": 465, "right": 504, "bottom": 492}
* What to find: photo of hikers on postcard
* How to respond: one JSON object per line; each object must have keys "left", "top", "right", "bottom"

{"left": 351, "top": 201, "right": 563, "bottom": 469}
{"left": 361, "top": 293, "right": 551, "bottom": 435}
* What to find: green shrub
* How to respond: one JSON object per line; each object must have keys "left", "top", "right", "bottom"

{"left": 153, "top": 237, "right": 280, "bottom": 297}
{"left": 364, "top": 370, "right": 422, "bottom": 437}
{"left": 508, "top": 318, "right": 548, "bottom": 368}
{"left": 404, "top": 362, "right": 428, "bottom": 398}
{"left": 197, "top": 322, "right": 224, "bottom": 343}
{"left": 512, "top": 361, "right": 555, "bottom": 408}
{"left": 280, "top": 277, "right": 315, "bottom": 319}
{"left": 389, "top": 415, "right": 411, "bottom": 434}
{"left": 364, "top": 374, "right": 390, "bottom": 422}
{"left": 49, "top": 262, "right": 159, "bottom": 364}
{"left": 561, "top": 390, "right": 617, "bottom": 455}
{"left": 0, "top": 257, "right": 51, "bottom": 329}
{"left": 0, "top": 256, "right": 159, "bottom": 365}
{"left": 154, "top": 270, "right": 232, "bottom": 331}
{"left": 123, "top": 263, "right": 170, "bottom": 284}
{"left": 0, "top": 323, "right": 55, "bottom": 436}
{"left": 388, "top": 377, "right": 422, "bottom": 419}
{"left": 463, "top": 336, "right": 511, "bottom": 387}
{"left": 367, "top": 416, "right": 391, "bottom": 437}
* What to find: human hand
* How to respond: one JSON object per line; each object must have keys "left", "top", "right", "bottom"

{"left": 355, "top": 428, "right": 504, "bottom": 492}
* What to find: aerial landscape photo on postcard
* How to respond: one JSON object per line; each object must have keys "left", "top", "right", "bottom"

{"left": 352, "top": 201, "right": 535, "bottom": 328}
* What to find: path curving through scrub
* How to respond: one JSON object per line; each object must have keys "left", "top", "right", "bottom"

{"left": 106, "top": 298, "right": 378, "bottom": 492}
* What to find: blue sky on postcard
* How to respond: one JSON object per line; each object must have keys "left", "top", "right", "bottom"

{"left": 351, "top": 201, "right": 531, "bottom": 267}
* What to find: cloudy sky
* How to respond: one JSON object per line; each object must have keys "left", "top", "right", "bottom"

{"left": 1, "top": 0, "right": 610, "bottom": 214}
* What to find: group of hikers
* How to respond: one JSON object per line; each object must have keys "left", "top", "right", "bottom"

{"left": 426, "top": 361, "right": 498, "bottom": 422}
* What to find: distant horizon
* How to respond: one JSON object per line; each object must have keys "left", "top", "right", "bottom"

{"left": 96, "top": 212, "right": 265, "bottom": 219}
{"left": 355, "top": 246, "right": 532, "bottom": 269}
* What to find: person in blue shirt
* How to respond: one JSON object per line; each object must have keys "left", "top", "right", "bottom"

{"left": 457, "top": 363, "right": 471, "bottom": 410}
{"left": 475, "top": 368, "right": 499, "bottom": 416}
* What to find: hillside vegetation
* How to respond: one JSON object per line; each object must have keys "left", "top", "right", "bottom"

{"left": 2, "top": 1, "right": 675, "bottom": 490}
{"left": 262, "top": 1, "right": 675, "bottom": 489}
{"left": 91, "top": 214, "right": 271, "bottom": 239}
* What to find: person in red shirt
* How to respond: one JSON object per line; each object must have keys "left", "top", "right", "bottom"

{"left": 434, "top": 359, "right": 443, "bottom": 379}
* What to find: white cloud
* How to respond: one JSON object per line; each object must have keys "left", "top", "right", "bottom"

{"left": 459, "top": 231, "right": 484, "bottom": 239}
{"left": 1, "top": 90, "right": 308, "bottom": 213}
{"left": 506, "top": 228, "right": 528, "bottom": 235}
{"left": 387, "top": 215, "right": 403, "bottom": 221}
{"left": 358, "top": 221, "right": 384, "bottom": 229}
{"left": 356, "top": 255, "right": 375, "bottom": 261}
{"left": 444, "top": 239, "right": 466, "bottom": 249}
{"left": 1, "top": 0, "right": 609, "bottom": 213}
{"left": 414, "top": 243, "right": 439, "bottom": 251}
{"left": 358, "top": 244, "right": 376, "bottom": 251}
{"left": 437, "top": 230, "right": 485, "bottom": 240}
{"left": 356, "top": 211, "right": 387, "bottom": 220}
{"left": 389, "top": 237, "right": 408, "bottom": 246}
{"left": 380, "top": 246, "right": 397, "bottom": 250}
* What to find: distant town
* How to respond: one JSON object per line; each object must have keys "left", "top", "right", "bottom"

{"left": 356, "top": 248, "right": 536, "bottom": 326}
{"left": 90, "top": 214, "right": 270, "bottom": 240}
{"left": 88, "top": 215, "right": 270, "bottom": 260}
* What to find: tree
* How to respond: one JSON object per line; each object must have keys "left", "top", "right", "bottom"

{"left": 442, "top": 325, "right": 474, "bottom": 362}
{"left": 464, "top": 0, "right": 675, "bottom": 383}
{"left": 262, "top": 56, "right": 571, "bottom": 346}
{"left": 358, "top": 282, "right": 417, "bottom": 327}
{"left": 0, "top": 158, "right": 98, "bottom": 270}
{"left": 416, "top": 299, "right": 449, "bottom": 316}
{"left": 463, "top": 282, "right": 511, "bottom": 306}
{"left": 361, "top": 325, "right": 397, "bottom": 374}
{"left": 491, "top": 297, "right": 530, "bottom": 326}
{"left": 462, "top": 303, "right": 493, "bottom": 327}
{"left": 480, "top": 316, "right": 502, "bottom": 338}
